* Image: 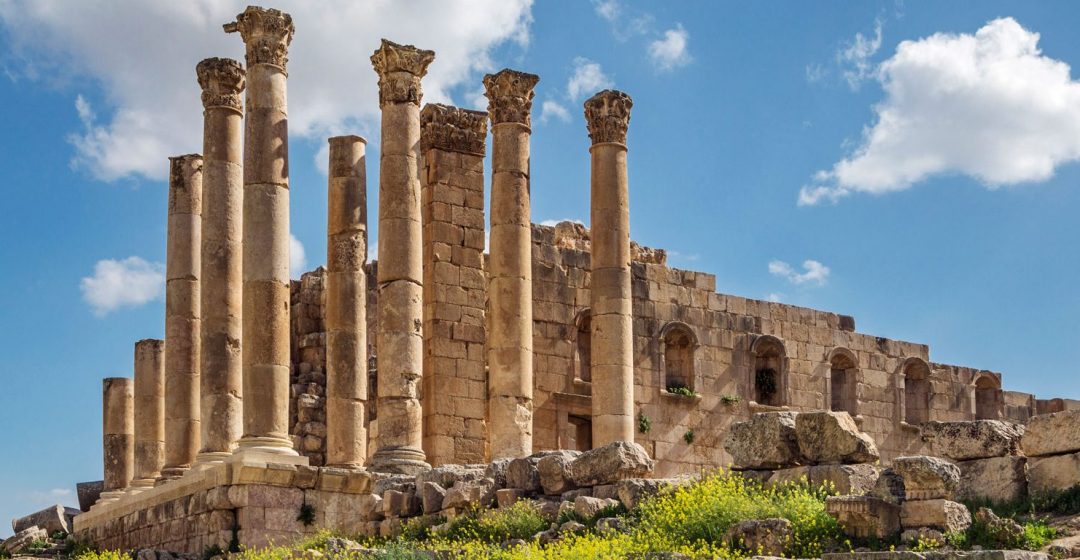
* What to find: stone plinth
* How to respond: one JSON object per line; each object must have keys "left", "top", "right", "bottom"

{"left": 101, "top": 378, "right": 134, "bottom": 505}
{"left": 132, "top": 339, "right": 165, "bottom": 490}
{"left": 369, "top": 39, "right": 434, "bottom": 474}
{"left": 196, "top": 57, "right": 246, "bottom": 466}
{"left": 162, "top": 154, "right": 203, "bottom": 481}
{"left": 484, "top": 69, "right": 539, "bottom": 460}
{"left": 326, "top": 135, "right": 369, "bottom": 468}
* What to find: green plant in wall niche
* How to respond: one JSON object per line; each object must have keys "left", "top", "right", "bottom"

{"left": 683, "top": 429, "right": 695, "bottom": 445}
{"left": 297, "top": 502, "right": 316, "bottom": 526}
{"left": 721, "top": 394, "right": 741, "bottom": 405}
{"left": 756, "top": 368, "right": 778, "bottom": 400}
{"left": 665, "top": 381, "right": 699, "bottom": 398}
{"left": 637, "top": 412, "right": 652, "bottom": 434}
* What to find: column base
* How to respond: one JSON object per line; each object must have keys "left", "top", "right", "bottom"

{"left": 157, "top": 466, "right": 189, "bottom": 484}
{"left": 194, "top": 450, "right": 234, "bottom": 467}
{"left": 369, "top": 446, "right": 430, "bottom": 474}
{"left": 126, "top": 479, "right": 156, "bottom": 495}
{"left": 230, "top": 436, "right": 308, "bottom": 466}
{"left": 95, "top": 490, "right": 126, "bottom": 506}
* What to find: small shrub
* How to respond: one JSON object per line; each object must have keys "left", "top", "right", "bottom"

{"left": 721, "top": 394, "right": 741, "bottom": 405}
{"left": 1033, "top": 484, "right": 1080, "bottom": 515}
{"left": 442, "top": 500, "right": 548, "bottom": 544}
{"left": 74, "top": 550, "right": 131, "bottom": 560}
{"left": 665, "top": 384, "right": 699, "bottom": 398}
{"left": 296, "top": 502, "right": 316, "bottom": 526}
{"left": 637, "top": 412, "right": 652, "bottom": 434}
{"left": 683, "top": 429, "right": 695, "bottom": 445}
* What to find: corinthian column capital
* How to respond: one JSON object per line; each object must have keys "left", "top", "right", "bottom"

{"left": 584, "top": 89, "right": 633, "bottom": 146}
{"left": 197, "top": 58, "right": 245, "bottom": 112}
{"left": 223, "top": 6, "right": 294, "bottom": 71}
{"left": 483, "top": 69, "right": 539, "bottom": 127}
{"left": 420, "top": 103, "right": 488, "bottom": 157}
{"left": 370, "top": 39, "right": 435, "bottom": 107}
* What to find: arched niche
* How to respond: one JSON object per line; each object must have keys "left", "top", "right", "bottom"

{"left": 828, "top": 347, "right": 859, "bottom": 414}
{"left": 659, "top": 321, "right": 699, "bottom": 393}
{"left": 751, "top": 335, "right": 788, "bottom": 407}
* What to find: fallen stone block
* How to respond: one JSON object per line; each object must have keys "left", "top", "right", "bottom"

{"left": 1028, "top": 451, "right": 1080, "bottom": 495}
{"left": 3, "top": 525, "right": 48, "bottom": 555}
{"left": 419, "top": 481, "right": 446, "bottom": 514}
{"left": 569, "top": 441, "right": 654, "bottom": 486}
{"left": 1022, "top": 410, "right": 1080, "bottom": 457}
{"left": 796, "top": 411, "right": 879, "bottom": 465}
{"left": 826, "top": 495, "right": 901, "bottom": 539}
{"left": 921, "top": 420, "right": 1024, "bottom": 460}
{"left": 615, "top": 476, "right": 695, "bottom": 510}
{"left": 76, "top": 480, "right": 104, "bottom": 512}
{"left": 956, "top": 456, "right": 1027, "bottom": 504}
{"left": 893, "top": 456, "right": 961, "bottom": 500}
{"left": 724, "top": 412, "right": 801, "bottom": 469}
{"left": 869, "top": 468, "right": 906, "bottom": 505}
{"left": 764, "top": 466, "right": 811, "bottom": 488}
{"left": 574, "top": 496, "right": 618, "bottom": 520}
{"left": 12, "top": 503, "right": 80, "bottom": 535}
{"left": 442, "top": 478, "right": 496, "bottom": 511}
{"left": 810, "top": 463, "right": 881, "bottom": 496}
{"left": 900, "top": 499, "right": 972, "bottom": 533}
{"left": 537, "top": 450, "right": 579, "bottom": 495}
{"left": 495, "top": 488, "right": 525, "bottom": 508}
{"left": 725, "top": 518, "right": 792, "bottom": 557}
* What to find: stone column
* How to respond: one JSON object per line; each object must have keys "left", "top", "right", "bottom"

{"left": 369, "top": 39, "right": 434, "bottom": 474}
{"left": 584, "top": 90, "right": 635, "bottom": 446}
{"left": 325, "top": 135, "right": 368, "bottom": 468}
{"left": 195, "top": 57, "right": 246, "bottom": 466}
{"left": 225, "top": 6, "right": 301, "bottom": 458}
{"left": 420, "top": 103, "right": 488, "bottom": 465}
{"left": 131, "top": 340, "right": 164, "bottom": 491}
{"left": 483, "top": 69, "right": 539, "bottom": 459}
{"left": 160, "top": 154, "right": 202, "bottom": 481}
{"left": 99, "top": 377, "right": 133, "bottom": 505}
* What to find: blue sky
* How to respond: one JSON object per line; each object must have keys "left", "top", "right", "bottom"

{"left": 3, "top": 0, "right": 1080, "bottom": 532}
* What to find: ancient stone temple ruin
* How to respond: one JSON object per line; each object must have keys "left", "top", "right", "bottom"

{"left": 68, "top": 5, "right": 1080, "bottom": 553}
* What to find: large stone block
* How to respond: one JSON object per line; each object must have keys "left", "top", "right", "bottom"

{"left": 826, "top": 495, "right": 901, "bottom": 539}
{"left": 1028, "top": 451, "right": 1080, "bottom": 496}
{"left": 537, "top": 450, "right": 579, "bottom": 495}
{"left": 893, "top": 456, "right": 961, "bottom": 500}
{"left": 956, "top": 456, "right": 1027, "bottom": 504}
{"left": 900, "top": 499, "right": 972, "bottom": 533}
{"left": 796, "top": 411, "right": 879, "bottom": 465}
{"left": 724, "top": 517, "right": 792, "bottom": 557}
{"left": 723, "top": 412, "right": 801, "bottom": 469}
{"left": 76, "top": 481, "right": 104, "bottom": 512}
{"left": 810, "top": 464, "right": 881, "bottom": 496}
{"left": 13, "top": 503, "right": 80, "bottom": 535}
{"left": 1023, "top": 410, "right": 1080, "bottom": 457}
{"left": 569, "top": 441, "right": 654, "bottom": 486}
{"left": 921, "top": 420, "right": 1024, "bottom": 460}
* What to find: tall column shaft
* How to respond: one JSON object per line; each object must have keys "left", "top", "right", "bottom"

{"left": 370, "top": 39, "right": 434, "bottom": 474}
{"left": 196, "top": 58, "right": 246, "bottom": 465}
{"left": 484, "top": 69, "right": 539, "bottom": 459}
{"left": 226, "top": 6, "right": 300, "bottom": 458}
{"left": 326, "top": 135, "right": 369, "bottom": 468}
{"left": 585, "top": 90, "right": 635, "bottom": 446}
{"left": 161, "top": 154, "right": 202, "bottom": 480}
{"left": 100, "top": 377, "right": 133, "bottom": 504}
{"left": 132, "top": 340, "right": 164, "bottom": 489}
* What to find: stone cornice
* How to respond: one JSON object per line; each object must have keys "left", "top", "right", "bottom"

{"left": 370, "top": 39, "right": 435, "bottom": 107}
{"left": 196, "top": 58, "right": 245, "bottom": 112}
{"left": 483, "top": 69, "right": 539, "bottom": 127}
{"left": 420, "top": 103, "right": 487, "bottom": 157}
{"left": 584, "top": 89, "right": 633, "bottom": 146}
{"left": 224, "top": 6, "right": 294, "bottom": 71}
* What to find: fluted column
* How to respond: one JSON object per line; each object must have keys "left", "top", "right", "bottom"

{"left": 131, "top": 340, "right": 164, "bottom": 491}
{"left": 160, "top": 154, "right": 202, "bottom": 480}
{"left": 369, "top": 39, "right": 434, "bottom": 474}
{"left": 99, "top": 377, "right": 133, "bottom": 505}
{"left": 585, "top": 90, "right": 635, "bottom": 446}
{"left": 195, "top": 57, "right": 246, "bottom": 466}
{"left": 225, "top": 6, "right": 300, "bottom": 458}
{"left": 483, "top": 69, "right": 538, "bottom": 459}
{"left": 326, "top": 135, "right": 369, "bottom": 468}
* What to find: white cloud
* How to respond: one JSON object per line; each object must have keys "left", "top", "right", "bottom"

{"left": 802, "top": 18, "right": 1080, "bottom": 205}
{"left": 290, "top": 234, "right": 307, "bottom": 279}
{"left": 769, "top": 259, "right": 830, "bottom": 286}
{"left": 648, "top": 24, "right": 691, "bottom": 72}
{"left": 540, "top": 100, "right": 570, "bottom": 123}
{"left": 767, "top": 292, "right": 784, "bottom": 303}
{"left": 567, "top": 57, "right": 613, "bottom": 101}
{"left": 0, "top": 1, "right": 532, "bottom": 182}
{"left": 539, "top": 218, "right": 584, "bottom": 227}
{"left": 593, "top": 0, "right": 620, "bottom": 23}
{"left": 81, "top": 256, "right": 165, "bottom": 316}
{"left": 838, "top": 19, "right": 883, "bottom": 89}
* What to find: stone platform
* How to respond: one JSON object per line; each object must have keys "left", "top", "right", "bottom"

{"left": 73, "top": 458, "right": 373, "bottom": 553}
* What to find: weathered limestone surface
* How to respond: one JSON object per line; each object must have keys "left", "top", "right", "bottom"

{"left": 132, "top": 339, "right": 165, "bottom": 488}
{"left": 826, "top": 495, "right": 901, "bottom": 539}
{"left": 325, "top": 135, "right": 368, "bottom": 468}
{"left": 585, "top": 90, "right": 635, "bottom": 446}
{"left": 162, "top": 154, "right": 202, "bottom": 480}
{"left": 900, "top": 499, "right": 972, "bottom": 533}
{"left": 796, "top": 411, "right": 879, "bottom": 464}
{"left": 724, "top": 412, "right": 801, "bottom": 469}
{"left": 102, "top": 378, "right": 134, "bottom": 502}
{"left": 956, "top": 456, "right": 1028, "bottom": 504}
{"left": 196, "top": 57, "right": 245, "bottom": 465}
{"left": 12, "top": 504, "right": 80, "bottom": 536}
{"left": 725, "top": 517, "right": 792, "bottom": 557}
{"left": 484, "top": 69, "right": 539, "bottom": 460}
{"left": 1021, "top": 410, "right": 1080, "bottom": 457}
{"left": 226, "top": 6, "right": 299, "bottom": 457}
{"left": 569, "top": 441, "right": 654, "bottom": 486}
{"left": 893, "top": 456, "right": 961, "bottom": 500}
{"left": 369, "top": 39, "right": 434, "bottom": 474}
{"left": 921, "top": 420, "right": 1024, "bottom": 460}
{"left": 1028, "top": 451, "right": 1080, "bottom": 495}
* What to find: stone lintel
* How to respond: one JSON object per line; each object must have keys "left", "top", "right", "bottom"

{"left": 420, "top": 103, "right": 487, "bottom": 157}
{"left": 483, "top": 68, "right": 540, "bottom": 127}
{"left": 370, "top": 39, "right": 435, "bottom": 107}
{"left": 584, "top": 89, "right": 633, "bottom": 146}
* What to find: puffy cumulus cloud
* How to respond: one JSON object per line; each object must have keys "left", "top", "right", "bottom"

{"left": 648, "top": 24, "right": 691, "bottom": 72}
{"left": 801, "top": 18, "right": 1080, "bottom": 205}
{"left": 567, "top": 57, "right": 613, "bottom": 101}
{"left": 539, "top": 99, "right": 570, "bottom": 123}
{"left": 289, "top": 233, "right": 306, "bottom": 280}
{"left": 769, "top": 259, "right": 830, "bottom": 286}
{"left": 0, "top": 0, "right": 533, "bottom": 182}
{"left": 80, "top": 256, "right": 165, "bottom": 316}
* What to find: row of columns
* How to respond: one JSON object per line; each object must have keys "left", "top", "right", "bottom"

{"left": 98, "top": 6, "right": 637, "bottom": 494}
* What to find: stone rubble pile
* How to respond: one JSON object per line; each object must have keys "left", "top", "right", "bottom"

{"left": 893, "top": 456, "right": 971, "bottom": 543}
{"left": 2, "top": 503, "right": 83, "bottom": 557}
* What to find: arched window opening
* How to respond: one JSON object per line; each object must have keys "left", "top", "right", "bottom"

{"left": 752, "top": 336, "right": 787, "bottom": 407}
{"left": 661, "top": 323, "right": 697, "bottom": 394}
{"left": 903, "top": 359, "right": 932, "bottom": 425}
{"left": 567, "top": 415, "right": 592, "bottom": 452}
{"left": 573, "top": 309, "right": 592, "bottom": 383}
{"left": 830, "top": 350, "right": 858, "bottom": 414}
{"left": 975, "top": 375, "right": 1000, "bottom": 420}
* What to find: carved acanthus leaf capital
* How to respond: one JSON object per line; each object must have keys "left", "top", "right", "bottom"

{"left": 224, "top": 6, "right": 294, "bottom": 71}
{"left": 196, "top": 58, "right": 245, "bottom": 112}
{"left": 370, "top": 39, "right": 435, "bottom": 107}
{"left": 420, "top": 103, "right": 488, "bottom": 157}
{"left": 584, "top": 89, "right": 633, "bottom": 145}
{"left": 483, "top": 69, "right": 539, "bottom": 127}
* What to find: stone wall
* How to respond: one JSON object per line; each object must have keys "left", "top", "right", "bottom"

{"left": 290, "top": 270, "right": 328, "bottom": 466}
